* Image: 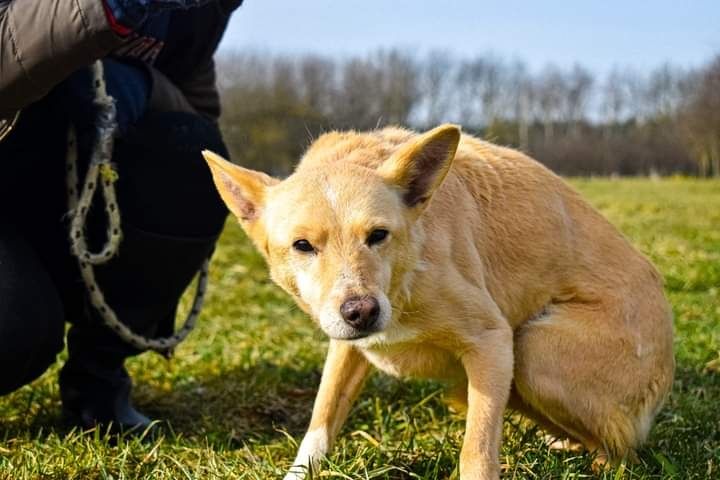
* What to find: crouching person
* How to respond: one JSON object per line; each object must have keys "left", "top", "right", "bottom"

{"left": 0, "top": 0, "right": 243, "bottom": 430}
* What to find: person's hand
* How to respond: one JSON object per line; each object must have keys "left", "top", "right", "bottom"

{"left": 103, "top": 0, "right": 215, "bottom": 31}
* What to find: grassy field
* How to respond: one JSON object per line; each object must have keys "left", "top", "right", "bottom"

{"left": 0, "top": 178, "right": 718, "bottom": 479}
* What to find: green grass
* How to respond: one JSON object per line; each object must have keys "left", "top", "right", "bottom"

{"left": 1, "top": 178, "right": 719, "bottom": 479}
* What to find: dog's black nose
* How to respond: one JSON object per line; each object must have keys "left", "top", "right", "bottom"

{"left": 340, "top": 296, "right": 380, "bottom": 330}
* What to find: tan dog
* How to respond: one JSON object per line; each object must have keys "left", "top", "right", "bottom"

{"left": 202, "top": 125, "right": 674, "bottom": 480}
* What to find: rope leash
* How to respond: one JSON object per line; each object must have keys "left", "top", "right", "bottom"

{"left": 0, "top": 110, "right": 21, "bottom": 143}
{"left": 66, "top": 60, "right": 209, "bottom": 358}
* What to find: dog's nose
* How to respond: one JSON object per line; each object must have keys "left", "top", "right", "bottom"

{"left": 340, "top": 296, "right": 380, "bottom": 330}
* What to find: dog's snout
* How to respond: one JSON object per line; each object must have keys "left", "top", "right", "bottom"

{"left": 340, "top": 296, "right": 380, "bottom": 330}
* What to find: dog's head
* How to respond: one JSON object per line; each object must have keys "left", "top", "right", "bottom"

{"left": 204, "top": 125, "right": 460, "bottom": 341}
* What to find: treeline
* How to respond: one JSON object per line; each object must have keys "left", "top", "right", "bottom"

{"left": 217, "top": 50, "right": 720, "bottom": 177}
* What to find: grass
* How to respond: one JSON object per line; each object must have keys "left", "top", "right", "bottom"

{"left": 1, "top": 177, "right": 718, "bottom": 479}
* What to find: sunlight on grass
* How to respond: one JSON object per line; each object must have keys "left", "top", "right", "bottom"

{"left": 0, "top": 178, "right": 718, "bottom": 479}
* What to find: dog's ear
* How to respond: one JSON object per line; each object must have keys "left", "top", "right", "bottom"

{"left": 377, "top": 124, "right": 461, "bottom": 208}
{"left": 202, "top": 150, "right": 278, "bottom": 222}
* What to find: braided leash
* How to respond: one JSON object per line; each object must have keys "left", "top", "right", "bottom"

{"left": 0, "top": 110, "right": 21, "bottom": 143}
{"left": 66, "top": 60, "right": 209, "bottom": 358}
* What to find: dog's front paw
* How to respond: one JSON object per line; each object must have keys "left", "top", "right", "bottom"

{"left": 283, "top": 467, "right": 309, "bottom": 480}
{"left": 284, "top": 428, "right": 329, "bottom": 479}
{"left": 283, "top": 455, "right": 317, "bottom": 480}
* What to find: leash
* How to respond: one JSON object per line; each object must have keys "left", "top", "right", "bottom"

{"left": 0, "top": 110, "right": 21, "bottom": 143}
{"left": 65, "top": 60, "right": 209, "bottom": 358}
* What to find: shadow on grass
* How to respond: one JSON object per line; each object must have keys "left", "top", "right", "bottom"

{"left": 133, "top": 360, "right": 323, "bottom": 447}
{"left": 134, "top": 360, "right": 455, "bottom": 448}
{"left": 0, "top": 360, "right": 319, "bottom": 448}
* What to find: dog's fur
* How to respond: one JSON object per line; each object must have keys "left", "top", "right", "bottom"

{"left": 203, "top": 125, "right": 674, "bottom": 480}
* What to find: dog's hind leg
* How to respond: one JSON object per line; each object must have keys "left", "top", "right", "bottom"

{"left": 507, "top": 387, "right": 586, "bottom": 452}
{"left": 284, "top": 340, "right": 371, "bottom": 480}
{"left": 512, "top": 299, "right": 673, "bottom": 465}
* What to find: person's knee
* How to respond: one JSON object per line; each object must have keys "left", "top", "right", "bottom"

{"left": 113, "top": 111, "right": 229, "bottom": 237}
{"left": 0, "top": 231, "right": 65, "bottom": 395}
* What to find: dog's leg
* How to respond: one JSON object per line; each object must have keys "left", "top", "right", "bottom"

{"left": 513, "top": 300, "right": 674, "bottom": 465}
{"left": 284, "top": 340, "right": 371, "bottom": 480}
{"left": 459, "top": 326, "right": 514, "bottom": 480}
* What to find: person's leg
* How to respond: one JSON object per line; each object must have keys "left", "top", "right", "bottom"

{"left": 0, "top": 228, "right": 66, "bottom": 396}
{"left": 0, "top": 94, "right": 75, "bottom": 397}
{"left": 60, "top": 111, "right": 229, "bottom": 429}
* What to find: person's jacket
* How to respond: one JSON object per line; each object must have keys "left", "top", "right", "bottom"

{"left": 0, "top": 0, "right": 242, "bottom": 120}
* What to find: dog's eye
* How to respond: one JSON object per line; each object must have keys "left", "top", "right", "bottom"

{"left": 366, "top": 229, "right": 389, "bottom": 246}
{"left": 292, "top": 239, "right": 315, "bottom": 253}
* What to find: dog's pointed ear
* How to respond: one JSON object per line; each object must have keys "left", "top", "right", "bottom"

{"left": 202, "top": 150, "right": 278, "bottom": 222}
{"left": 377, "top": 124, "right": 461, "bottom": 208}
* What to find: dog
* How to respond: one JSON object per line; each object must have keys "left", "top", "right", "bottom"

{"left": 202, "top": 124, "right": 674, "bottom": 479}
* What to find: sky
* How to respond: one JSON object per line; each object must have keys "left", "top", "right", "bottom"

{"left": 219, "top": 0, "right": 720, "bottom": 75}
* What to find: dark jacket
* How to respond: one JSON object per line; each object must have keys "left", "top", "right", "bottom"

{"left": 0, "top": 0, "right": 242, "bottom": 119}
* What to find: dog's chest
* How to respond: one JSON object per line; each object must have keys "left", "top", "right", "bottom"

{"left": 360, "top": 343, "right": 464, "bottom": 380}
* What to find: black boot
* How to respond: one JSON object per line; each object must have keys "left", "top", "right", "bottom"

{"left": 60, "top": 360, "right": 151, "bottom": 432}
{"left": 59, "top": 111, "right": 228, "bottom": 432}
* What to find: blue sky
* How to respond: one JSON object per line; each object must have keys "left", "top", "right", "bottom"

{"left": 220, "top": 0, "right": 719, "bottom": 74}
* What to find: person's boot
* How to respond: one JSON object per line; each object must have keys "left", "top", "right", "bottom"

{"left": 60, "top": 360, "right": 151, "bottom": 432}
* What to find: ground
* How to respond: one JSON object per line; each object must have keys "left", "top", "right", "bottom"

{"left": 0, "top": 178, "right": 718, "bottom": 479}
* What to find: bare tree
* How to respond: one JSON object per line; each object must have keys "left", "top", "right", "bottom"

{"left": 601, "top": 67, "right": 634, "bottom": 131}
{"left": 298, "top": 55, "right": 336, "bottom": 117}
{"left": 335, "top": 57, "right": 383, "bottom": 129}
{"left": 421, "top": 50, "right": 454, "bottom": 126}
{"left": 454, "top": 55, "right": 506, "bottom": 127}
{"left": 535, "top": 64, "right": 565, "bottom": 141}
{"left": 564, "top": 64, "right": 593, "bottom": 136}
{"left": 682, "top": 56, "right": 720, "bottom": 176}
{"left": 376, "top": 50, "right": 419, "bottom": 126}
{"left": 505, "top": 60, "right": 532, "bottom": 149}
{"left": 646, "top": 63, "right": 684, "bottom": 119}
{"left": 454, "top": 58, "right": 482, "bottom": 126}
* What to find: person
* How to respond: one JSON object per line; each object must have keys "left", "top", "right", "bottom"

{"left": 0, "top": 0, "right": 243, "bottom": 430}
